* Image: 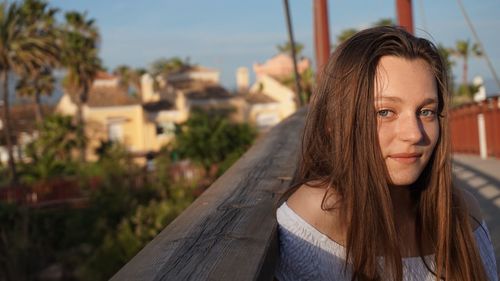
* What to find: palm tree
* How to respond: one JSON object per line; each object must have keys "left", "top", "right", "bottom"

{"left": 276, "top": 41, "right": 304, "bottom": 56}
{"left": 331, "top": 28, "right": 359, "bottom": 50}
{"left": 113, "top": 65, "right": 143, "bottom": 100}
{"left": 437, "top": 44, "right": 456, "bottom": 95}
{"left": 16, "top": 0, "right": 59, "bottom": 123}
{"left": 16, "top": 68, "right": 55, "bottom": 123}
{"left": 452, "top": 39, "right": 482, "bottom": 97}
{"left": 23, "top": 114, "right": 80, "bottom": 181}
{"left": 150, "top": 57, "right": 188, "bottom": 76}
{"left": 372, "top": 18, "right": 395, "bottom": 27}
{"left": 337, "top": 28, "right": 358, "bottom": 44}
{"left": 0, "top": 1, "right": 58, "bottom": 183}
{"left": 61, "top": 11, "right": 102, "bottom": 162}
{"left": 333, "top": 19, "right": 394, "bottom": 49}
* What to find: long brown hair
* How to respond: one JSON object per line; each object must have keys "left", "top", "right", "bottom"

{"left": 290, "top": 26, "right": 487, "bottom": 281}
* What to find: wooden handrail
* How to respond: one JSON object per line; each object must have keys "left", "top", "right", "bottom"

{"left": 111, "top": 108, "right": 307, "bottom": 281}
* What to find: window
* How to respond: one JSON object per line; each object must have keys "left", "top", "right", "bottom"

{"left": 156, "top": 122, "right": 175, "bottom": 136}
{"left": 108, "top": 121, "right": 124, "bottom": 142}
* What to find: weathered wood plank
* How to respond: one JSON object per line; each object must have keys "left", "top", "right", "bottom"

{"left": 111, "top": 108, "right": 307, "bottom": 281}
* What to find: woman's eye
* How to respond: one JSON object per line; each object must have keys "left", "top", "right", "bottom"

{"left": 377, "top": 109, "right": 393, "bottom": 117}
{"left": 419, "top": 109, "right": 436, "bottom": 117}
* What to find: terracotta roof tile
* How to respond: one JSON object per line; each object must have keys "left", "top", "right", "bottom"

{"left": 170, "top": 80, "right": 232, "bottom": 100}
{"left": 95, "top": 71, "right": 118, "bottom": 80}
{"left": 0, "top": 104, "right": 54, "bottom": 140}
{"left": 84, "top": 85, "right": 140, "bottom": 107}
{"left": 242, "top": 92, "right": 277, "bottom": 104}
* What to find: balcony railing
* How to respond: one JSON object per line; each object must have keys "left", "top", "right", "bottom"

{"left": 450, "top": 95, "right": 500, "bottom": 158}
{"left": 111, "top": 108, "right": 306, "bottom": 280}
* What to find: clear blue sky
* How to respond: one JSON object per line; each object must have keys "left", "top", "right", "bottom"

{"left": 51, "top": 0, "right": 500, "bottom": 93}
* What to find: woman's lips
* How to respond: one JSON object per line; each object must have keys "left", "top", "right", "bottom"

{"left": 389, "top": 153, "right": 422, "bottom": 164}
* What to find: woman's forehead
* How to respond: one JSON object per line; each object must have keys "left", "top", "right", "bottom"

{"left": 374, "top": 56, "right": 437, "bottom": 101}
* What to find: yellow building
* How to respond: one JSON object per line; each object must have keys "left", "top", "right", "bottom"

{"left": 162, "top": 66, "right": 298, "bottom": 130}
{"left": 245, "top": 74, "right": 297, "bottom": 130}
{"left": 55, "top": 66, "right": 299, "bottom": 162}
{"left": 253, "top": 53, "right": 311, "bottom": 80}
{"left": 56, "top": 72, "right": 188, "bottom": 162}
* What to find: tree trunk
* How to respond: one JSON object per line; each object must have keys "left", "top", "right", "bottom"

{"left": 462, "top": 56, "right": 468, "bottom": 87}
{"left": 463, "top": 55, "right": 469, "bottom": 97}
{"left": 1, "top": 70, "right": 18, "bottom": 184}
{"left": 77, "top": 83, "right": 89, "bottom": 163}
{"left": 34, "top": 91, "right": 43, "bottom": 123}
{"left": 76, "top": 92, "right": 86, "bottom": 163}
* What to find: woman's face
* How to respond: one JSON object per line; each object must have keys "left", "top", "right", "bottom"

{"left": 374, "top": 56, "right": 440, "bottom": 187}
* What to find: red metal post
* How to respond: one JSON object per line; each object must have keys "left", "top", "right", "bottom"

{"left": 488, "top": 97, "right": 500, "bottom": 158}
{"left": 313, "top": 0, "right": 331, "bottom": 76}
{"left": 494, "top": 97, "right": 500, "bottom": 158}
{"left": 396, "top": 0, "right": 414, "bottom": 34}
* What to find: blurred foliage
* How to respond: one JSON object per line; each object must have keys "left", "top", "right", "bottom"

{"left": 112, "top": 65, "right": 144, "bottom": 98}
{"left": 0, "top": 107, "right": 255, "bottom": 280}
{"left": 0, "top": 143, "right": 196, "bottom": 281}
{"left": 19, "top": 114, "right": 81, "bottom": 183}
{"left": 149, "top": 56, "right": 189, "bottom": 76}
{"left": 332, "top": 18, "right": 394, "bottom": 50}
{"left": 451, "top": 83, "right": 481, "bottom": 107}
{"left": 276, "top": 41, "right": 304, "bottom": 56}
{"left": 372, "top": 18, "right": 395, "bottom": 27}
{"left": 336, "top": 28, "right": 358, "bottom": 44}
{"left": 437, "top": 44, "right": 456, "bottom": 95}
{"left": 173, "top": 109, "right": 257, "bottom": 176}
{"left": 450, "top": 39, "right": 483, "bottom": 105}
{"left": 1, "top": 0, "right": 258, "bottom": 279}
{"left": 280, "top": 67, "right": 314, "bottom": 104}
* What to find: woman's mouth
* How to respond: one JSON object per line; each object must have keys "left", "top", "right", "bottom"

{"left": 389, "top": 153, "right": 422, "bottom": 164}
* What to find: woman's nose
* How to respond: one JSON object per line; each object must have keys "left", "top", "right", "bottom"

{"left": 398, "top": 114, "right": 425, "bottom": 143}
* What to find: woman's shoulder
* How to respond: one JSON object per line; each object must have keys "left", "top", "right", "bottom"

{"left": 459, "top": 187, "right": 483, "bottom": 231}
{"left": 285, "top": 181, "right": 345, "bottom": 243}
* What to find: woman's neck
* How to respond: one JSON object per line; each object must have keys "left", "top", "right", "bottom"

{"left": 388, "top": 185, "right": 417, "bottom": 223}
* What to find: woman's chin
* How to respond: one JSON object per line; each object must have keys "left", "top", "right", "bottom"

{"left": 387, "top": 174, "right": 420, "bottom": 187}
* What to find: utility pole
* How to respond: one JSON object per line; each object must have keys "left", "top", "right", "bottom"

{"left": 283, "top": 0, "right": 304, "bottom": 106}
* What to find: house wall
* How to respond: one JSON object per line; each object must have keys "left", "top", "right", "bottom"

{"left": 249, "top": 75, "right": 296, "bottom": 118}
{"left": 236, "top": 67, "right": 249, "bottom": 92}
{"left": 56, "top": 94, "right": 78, "bottom": 116}
{"left": 84, "top": 105, "right": 145, "bottom": 160}
{"left": 93, "top": 78, "right": 120, "bottom": 88}
{"left": 141, "top": 73, "right": 160, "bottom": 103}
{"left": 253, "top": 54, "right": 310, "bottom": 79}
{"left": 86, "top": 105, "right": 190, "bottom": 159}
{"left": 55, "top": 99, "right": 177, "bottom": 162}
{"left": 168, "top": 71, "right": 219, "bottom": 84}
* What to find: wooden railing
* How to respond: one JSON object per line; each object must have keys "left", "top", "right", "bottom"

{"left": 450, "top": 95, "right": 500, "bottom": 158}
{"left": 111, "top": 108, "right": 306, "bottom": 281}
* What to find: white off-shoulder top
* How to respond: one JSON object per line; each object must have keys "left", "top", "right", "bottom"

{"left": 275, "top": 202, "right": 498, "bottom": 281}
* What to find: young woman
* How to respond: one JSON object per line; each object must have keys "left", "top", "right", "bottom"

{"left": 275, "top": 26, "right": 498, "bottom": 281}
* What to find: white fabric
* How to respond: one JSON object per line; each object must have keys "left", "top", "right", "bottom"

{"left": 275, "top": 202, "right": 498, "bottom": 281}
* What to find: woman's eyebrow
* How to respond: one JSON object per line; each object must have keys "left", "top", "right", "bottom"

{"left": 421, "top": 98, "right": 438, "bottom": 105}
{"left": 374, "top": 96, "right": 438, "bottom": 105}
{"left": 374, "top": 96, "right": 403, "bottom": 102}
